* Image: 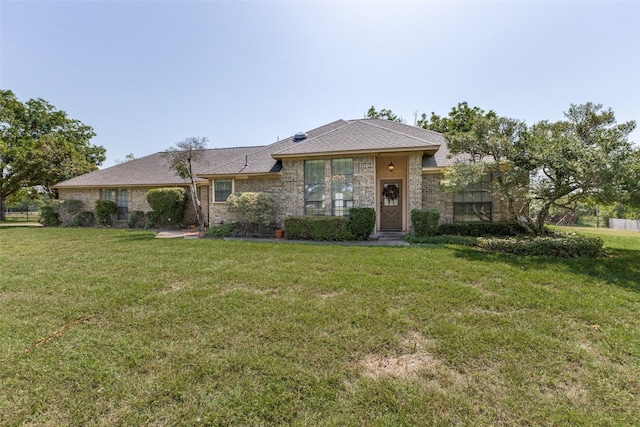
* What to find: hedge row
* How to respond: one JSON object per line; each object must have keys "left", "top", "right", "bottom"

{"left": 434, "top": 221, "right": 527, "bottom": 237}
{"left": 477, "top": 235, "right": 604, "bottom": 258}
{"left": 284, "top": 216, "right": 353, "bottom": 241}
{"left": 406, "top": 234, "right": 603, "bottom": 258}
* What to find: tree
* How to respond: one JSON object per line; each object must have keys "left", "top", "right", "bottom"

{"left": 526, "top": 103, "right": 637, "bottom": 232}
{"left": 163, "top": 137, "right": 207, "bottom": 230}
{"left": 440, "top": 112, "right": 532, "bottom": 230}
{"left": 439, "top": 102, "right": 638, "bottom": 235}
{"left": 115, "top": 153, "right": 136, "bottom": 164}
{"left": 366, "top": 106, "right": 404, "bottom": 123}
{"left": 417, "top": 101, "right": 497, "bottom": 134}
{"left": 0, "top": 90, "right": 105, "bottom": 221}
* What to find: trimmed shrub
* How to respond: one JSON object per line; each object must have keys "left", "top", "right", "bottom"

{"left": 226, "top": 192, "right": 275, "bottom": 236}
{"left": 477, "top": 235, "right": 604, "bottom": 258}
{"left": 95, "top": 200, "right": 118, "bottom": 225}
{"left": 204, "top": 222, "right": 237, "bottom": 238}
{"left": 146, "top": 187, "right": 186, "bottom": 227}
{"left": 39, "top": 204, "right": 61, "bottom": 227}
{"left": 411, "top": 209, "right": 440, "bottom": 237}
{"left": 128, "top": 210, "right": 146, "bottom": 229}
{"left": 405, "top": 234, "right": 479, "bottom": 246}
{"left": 284, "top": 215, "right": 353, "bottom": 241}
{"left": 73, "top": 211, "right": 95, "bottom": 227}
{"left": 348, "top": 207, "right": 375, "bottom": 240}
{"left": 435, "top": 221, "right": 525, "bottom": 237}
{"left": 56, "top": 199, "right": 85, "bottom": 226}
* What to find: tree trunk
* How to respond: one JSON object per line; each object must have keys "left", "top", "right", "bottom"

{"left": 0, "top": 193, "right": 5, "bottom": 222}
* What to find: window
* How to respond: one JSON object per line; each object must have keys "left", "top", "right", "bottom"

{"left": 116, "top": 189, "right": 128, "bottom": 221}
{"left": 331, "top": 158, "right": 353, "bottom": 217}
{"left": 214, "top": 179, "right": 232, "bottom": 202}
{"left": 453, "top": 174, "right": 492, "bottom": 222}
{"left": 99, "top": 189, "right": 112, "bottom": 201}
{"left": 304, "top": 160, "right": 325, "bottom": 215}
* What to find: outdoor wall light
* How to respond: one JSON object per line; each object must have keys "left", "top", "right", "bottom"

{"left": 388, "top": 158, "right": 394, "bottom": 172}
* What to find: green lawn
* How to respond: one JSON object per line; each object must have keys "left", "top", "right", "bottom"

{"left": 1, "top": 227, "right": 639, "bottom": 425}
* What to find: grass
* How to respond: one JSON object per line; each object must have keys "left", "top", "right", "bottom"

{"left": 1, "top": 227, "right": 639, "bottom": 425}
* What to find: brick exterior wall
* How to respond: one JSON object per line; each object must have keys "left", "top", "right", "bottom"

{"left": 421, "top": 173, "right": 454, "bottom": 223}
{"left": 58, "top": 185, "right": 205, "bottom": 226}
{"left": 407, "top": 154, "right": 423, "bottom": 232}
{"left": 353, "top": 157, "right": 376, "bottom": 208}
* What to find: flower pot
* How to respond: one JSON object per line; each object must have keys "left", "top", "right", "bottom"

{"left": 275, "top": 229, "right": 284, "bottom": 239}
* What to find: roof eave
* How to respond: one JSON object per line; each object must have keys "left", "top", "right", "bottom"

{"left": 272, "top": 145, "right": 440, "bottom": 160}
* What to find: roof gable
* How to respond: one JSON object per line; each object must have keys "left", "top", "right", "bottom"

{"left": 271, "top": 119, "right": 444, "bottom": 158}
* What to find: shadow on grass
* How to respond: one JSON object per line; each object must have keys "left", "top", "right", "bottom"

{"left": 451, "top": 246, "right": 640, "bottom": 292}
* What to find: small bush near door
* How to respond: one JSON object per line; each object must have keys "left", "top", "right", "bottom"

{"left": 411, "top": 209, "right": 440, "bottom": 237}
{"left": 348, "top": 207, "right": 375, "bottom": 240}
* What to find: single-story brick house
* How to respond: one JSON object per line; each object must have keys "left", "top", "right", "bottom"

{"left": 53, "top": 118, "right": 506, "bottom": 231}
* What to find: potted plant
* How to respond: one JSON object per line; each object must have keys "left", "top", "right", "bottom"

{"left": 275, "top": 228, "right": 284, "bottom": 239}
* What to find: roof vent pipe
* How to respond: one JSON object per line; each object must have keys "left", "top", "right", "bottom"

{"left": 293, "top": 132, "right": 307, "bottom": 142}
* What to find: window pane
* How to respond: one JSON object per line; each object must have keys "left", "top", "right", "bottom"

{"left": 116, "top": 189, "right": 128, "bottom": 221}
{"left": 305, "top": 160, "right": 325, "bottom": 215}
{"left": 214, "top": 179, "right": 232, "bottom": 202}
{"left": 331, "top": 158, "right": 353, "bottom": 216}
{"left": 453, "top": 174, "right": 492, "bottom": 222}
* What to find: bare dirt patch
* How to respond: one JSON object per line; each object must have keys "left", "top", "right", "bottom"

{"left": 360, "top": 331, "right": 466, "bottom": 388}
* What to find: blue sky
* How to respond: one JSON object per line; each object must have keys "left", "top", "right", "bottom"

{"left": 2, "top": 0, "right": 639, "bottom": 167}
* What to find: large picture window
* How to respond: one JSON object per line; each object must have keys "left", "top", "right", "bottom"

{"left": 214, "top": 179, "right": 233, "bottom": 202}
{"left": 331, "top": 158, "right": 353, "bottom": 217}
{"left": 453, "top": 174, "right": 492, "bottom": 222}
{"left": 304, "top": 160, "right": 325, "bottom": 215}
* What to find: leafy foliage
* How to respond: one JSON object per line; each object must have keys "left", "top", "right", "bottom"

{"left": 73, "top": 211, "right": 95, "bottom": 227}
{"left": 0, "top": 90, "right": 105, "bottom": 220}
{"left": 284, "top": 215, "right": 353, "bottom": 241}
{"left": 366, "top": 106, "right": 404, "bottom": 123}
{"left": 38, "top": 204, "right": 61, "bottom": 227}
{"left": 418, "top": 102, "right": 497, "bottom": 134}
{"left": 405, "top": 234, "right": 479, "bottom": 246}
{"left": 163, "top": 137, "right": 207, "bottom": 230}
{"left": 477, "top": 235, "right": 604, "bottom": 258}
{"left": 347, "top": 207, "right": 375, "bottom": 240}
{"left": 226, "top": 192, "right": 275, "bottom": 236}
{"left": 95, "top": 200, "right": 117, "bottom": 225}
{"left": 204, "top": 222, "right": 237, "bottom": 238}
{"left": 435, "top": 221, "right": 528, "bottom": 237}
{"left": 127, "top": 210, "right": 146, "bottom": 229}
{"left": 410, "top": 209, "right": 440, "bottom": 237}
{"left": 146, "top": 187, "right": 186, "bottom": 227}
{"left": 429, "top": 102, "right": 638, "bottom": 236}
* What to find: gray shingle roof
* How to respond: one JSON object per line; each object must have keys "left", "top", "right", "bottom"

{"left": 54, "top": 119, "right": 452, "bottom": 187}
{"left": 53, "top": 146, "right": 264, "bottom": 188}
{"left": 198, "top": 120, "right": 349, "bottom": 176}
{"left": 272, "top": 119, "right": 444, "bottom": 158}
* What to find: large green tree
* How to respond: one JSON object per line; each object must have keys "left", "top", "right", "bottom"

{"left": 437, "top": 102, "right": 638, "bottom": 235}
{"left": 0, "top": 90, "right": 105, "bottom": 220}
